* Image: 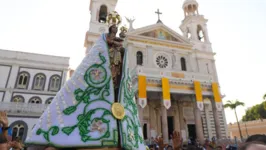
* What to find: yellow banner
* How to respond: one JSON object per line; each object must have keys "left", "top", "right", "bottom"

{"left": 138, "top": 75, "right": 147, "bottom": 99}
{"left": 162, "top": 77, "right": 170, "bottom": 100}
{"left": 194, "top": 81, "right": 203, "bottom": 102}
{"left": 212, "top": 82, "right": 222, "bottom": 102}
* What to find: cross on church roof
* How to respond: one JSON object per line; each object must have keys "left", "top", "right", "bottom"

{"left": 155, "top": 9, "right": 163, "bottom": 23}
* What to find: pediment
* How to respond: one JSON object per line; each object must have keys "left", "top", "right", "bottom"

{"left": 127, "top": 23, "right": 191, "bottom": 45}
{"left": 140, "top": 29, "right": 181, "bottom": 42}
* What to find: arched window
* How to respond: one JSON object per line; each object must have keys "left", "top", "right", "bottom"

{"left": 29, "top": 96, "right": 42, "bottom": 104}
{"left": 197, "top": 25, "right": 205, "bottom": 42}
{"left": 32, "top": 73, "right": 46, "bottom": 90}
{"left": 11, "top": 95, "right": 25, "bottom": 103}
{"left": 45, "top": 97, "right": 54, "bottom": 105}
{"left": 9, "top": 120, "right": 28, "bottom": 142}
{"left": 98, "top": 5, "right": 107, "bottom": 23}
{"left": 16, "top": 72, "right": 30, "bottom": 89}
{"left": 136, "top": 51, "right": 143, "bottom": 65}
{"left": 49, "top": 75, "right": 61, "bottom": 91}
{"left": 181, "top": 57, "right": 187, "bottom": 71}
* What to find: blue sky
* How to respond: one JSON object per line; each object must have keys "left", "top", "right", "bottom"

{"left": 0, "top": 0, "right": 265, "bottom": 124}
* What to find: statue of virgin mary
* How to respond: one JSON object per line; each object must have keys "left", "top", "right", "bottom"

{"left": 25, "top": 11, "right": 146, "bottom": 150}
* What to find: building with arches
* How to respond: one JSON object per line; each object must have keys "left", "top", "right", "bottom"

{"left": 83, "top": 0, "right": 228, "bottom": 144}
{"left": 0, "top": 49, "right": 69, "bottom": 142}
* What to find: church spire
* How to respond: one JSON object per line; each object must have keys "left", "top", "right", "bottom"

{"left": 180, "top": 0, "right": 212, "bottom": 51}
{"left": 182, "top": 0, "right": 199, "bottom": 17}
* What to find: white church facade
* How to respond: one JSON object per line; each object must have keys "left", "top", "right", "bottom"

{"left": 84, "top": 0, "right": 228, "bottom": 144}
{"left": 0, "top": 49, "right": 69, "bottom": 142}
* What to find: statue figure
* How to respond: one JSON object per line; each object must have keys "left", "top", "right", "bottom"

{"left": 125, "top": 17, "right": 135, "bottom": 32}
{"left": 106, "top": 24, "right": 125, "bottom": 100}
{"left": 25, "top": 11, "right": 146, "bottom": 150}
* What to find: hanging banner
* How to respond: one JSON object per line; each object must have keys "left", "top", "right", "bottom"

{"left": 212, "top": 82, "right": 222, "bottom": 111}
{"left": 194, "top": 81, "right": 204, "bottom": 111}
{"left": 162, "top": 77, "right": 171, "bottom": 109}
{"left": 138, "top": 75, "right": 147, "bottom": 108}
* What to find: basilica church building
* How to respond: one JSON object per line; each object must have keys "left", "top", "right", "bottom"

{"left": 84, "top": 0, "right": 228, "bottom": 144}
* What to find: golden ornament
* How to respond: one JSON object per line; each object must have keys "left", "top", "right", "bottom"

{"left": 111, "top": 102, "right": 125, "bottom": 120}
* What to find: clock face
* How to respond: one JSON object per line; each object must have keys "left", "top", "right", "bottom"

{"left": 99, "top": 27, "right": 106, "bottom": 33}
{"left": 156, "top": 55, "right": 168, "bottom": 68}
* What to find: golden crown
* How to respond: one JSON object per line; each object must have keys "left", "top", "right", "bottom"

{"left": 106, "top": 11, "right": 121, "bottom": 27}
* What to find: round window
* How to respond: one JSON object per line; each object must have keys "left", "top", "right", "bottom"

{"left": 156, "top": 55, "right": 168, "bottom": 68}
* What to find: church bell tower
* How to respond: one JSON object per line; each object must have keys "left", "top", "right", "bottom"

{"left": 180, "top": 0, "right": 212, "bottom": 52}
{"left": 84, "top": 0, "right": 118, "bottom": 54}
{"left": 88, "top": 0, "right": 118, "bottom": 33}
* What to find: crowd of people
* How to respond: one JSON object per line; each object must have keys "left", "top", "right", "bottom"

{"left": 1, "top": 110, "right": 266, "bottom": 150}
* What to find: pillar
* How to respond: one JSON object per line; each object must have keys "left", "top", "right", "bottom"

{"left": 194, "top": 102, "right": 205, "bottom": 144}
{"left": 178, "top": 102, "right": 186, "bottom": 140}
{"left": 211, "top": 99, "right": 222, "bottom": 139}
{"left": 172, "top": 101, "right": 180, "bottom": 132}
{"left": 155, "top": 108, "right": 161, "bottom": 137}
{"left": 138, "top": 105, "right": 144, "bottom": 127}
{"left": 161, "top": 103, "right": 169, "bottom": 144}
{"left": 149, "top": 103, "right": 157, "bottom": 138}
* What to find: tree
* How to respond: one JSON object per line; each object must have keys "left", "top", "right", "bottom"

{"left": 224, "top": 100, "right": 245, "bottom": 141}
{"left": 242, "top": 102, "right": 266, "bottom": 121}
{"left": 263, "top": 94, "right": 266, "bottom": 109}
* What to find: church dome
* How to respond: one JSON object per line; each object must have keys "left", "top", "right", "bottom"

{"left": 182, "top": 0, "right": 198, "bottom": 10}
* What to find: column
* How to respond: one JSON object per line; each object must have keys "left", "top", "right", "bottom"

{"left": 161, "top": 103, "right": 169, "bottom": 144}
{"left": 138, "top": 105, "right": 144, "bottom": 127}
{"left": 149, "top": 104, "right": 157, "bottom": 138}
{"left": 172, "top": 101, "right": 180, "bottom": 132}
{"left": 211, "top": 99, "right": 222, "bottom": 139}
{"left": 178, "top": 102, "right": 186, "bottom": 140}
{"left": 194, "top": 102, "right": 205, "bottom": 144}
{"left": 155, "top": 108, "right": 161, "bottom": 137}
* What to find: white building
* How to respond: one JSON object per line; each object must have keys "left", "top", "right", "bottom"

{"left": 0, "top": 49, "right": 69, "bottom": 142}
{"left": 84, "top": 0, "right": 228, "bottom": 144}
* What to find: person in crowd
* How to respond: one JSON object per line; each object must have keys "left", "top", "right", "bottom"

{"left": 154, "top": 131, "right": 182, "bottom": 150}
{"left": 245, "top": 134, "right": 266, "bottom": 144}
{"left": 0, "top": 111, "right": 24, "bottom": 150}
{"left": 239, "top": 142, "right": 266, "bottom": 150}
{"left": 238, "top": 134, "right": 266, "bottom": 150}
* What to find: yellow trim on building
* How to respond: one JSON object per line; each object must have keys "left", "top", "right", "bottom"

{"left": 162, "top": 78, "right": 170, "bottom": 100}
{"left": 194, "top": 81, "right": 203, "bottom": 102}
{"left": 146, "top": 83, "right": 212, "bottom": 92}
{"left": 138, "top": 75, "right": 147, "bottom": 99}
{"left": 212, "top": 82, "right": 221, "bottom": 102}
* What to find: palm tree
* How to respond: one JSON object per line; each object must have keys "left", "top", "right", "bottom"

{"left": 224, "top": 100, "right": 245, "bottom": 141}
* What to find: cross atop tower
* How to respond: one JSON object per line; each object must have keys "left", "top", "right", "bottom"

{"left": 155, "top": 9, "right": 162, "bottom": 23}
